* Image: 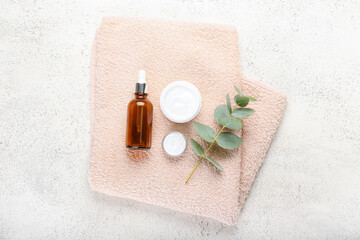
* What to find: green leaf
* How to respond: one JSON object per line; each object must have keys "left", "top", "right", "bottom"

{"left": 232, "top": 108, "right": 255, "bottom": 118}
{"left": 216, "top": 132, "right": 243, "bottom": 150}
{"left": 234, "top": 95, "right": 250, "bottom": 107}
{"left": 226, "top": 94, "right": 232, "bottom": 114}
{"left": 234, "top": 85, "right": 243, "bottom": 96}
{"left": 218, "top": 116, "right": 243, "bottom": 130}
{"left": 214, "top": 105, "right": 230, "bottom": 123}
{"left": 246, "top": 96, "right": 257, "bottom": 102}
{"left": 193, "top": 122, "right": 215, "bottom": 142}
{"left": 205, "top": 156, "right": 223, "bottom": 170}
{"left": 190, "top": 139, "right": 204, "bottom": 157}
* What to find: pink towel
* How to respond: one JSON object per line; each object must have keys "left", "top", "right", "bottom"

{"left": 90, "top": 17, "right": 286, "bottom": 225}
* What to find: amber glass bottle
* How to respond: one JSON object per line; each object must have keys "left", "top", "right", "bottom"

{"left": 126, "top": 70, "right": 153, "bottom": 148}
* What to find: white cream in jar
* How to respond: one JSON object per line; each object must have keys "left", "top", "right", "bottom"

{"left": 160, "top": 81, "right": 202, "bottom": 123}
{"left": 162, "top": 131, "right": 187, "bottom": 157}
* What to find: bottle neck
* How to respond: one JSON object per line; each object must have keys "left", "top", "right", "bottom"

{"left": 135, "top": 93, "right": 148, "bottom": 99}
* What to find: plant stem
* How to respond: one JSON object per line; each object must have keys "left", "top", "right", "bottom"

{"left": 185, "top": 105, "right": 237, "bottom": 183}
{"left": 185, "top": 126, "right": 225, "bottom": 183}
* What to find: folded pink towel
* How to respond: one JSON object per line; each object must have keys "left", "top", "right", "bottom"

{"left": 90, "top": 17, "right": 286, "bottom": 225}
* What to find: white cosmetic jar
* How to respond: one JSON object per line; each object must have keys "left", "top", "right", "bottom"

{"left": 162, "top": 131, "right": 187, "bottom": 157}
{"left": 160, "top": 81, "right": 202, "bottom": 123}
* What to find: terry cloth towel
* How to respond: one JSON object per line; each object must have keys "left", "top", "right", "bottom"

{"left": 90, "top": 17, "right": 286, "bottom": 225}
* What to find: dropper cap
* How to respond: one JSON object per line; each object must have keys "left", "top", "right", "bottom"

{"left": 135, "top": 70, "right": 147, "bottom": 94}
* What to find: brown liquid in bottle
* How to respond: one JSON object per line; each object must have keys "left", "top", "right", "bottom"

{"left": 126, "top": 91, "right": 153, "bottom": 148}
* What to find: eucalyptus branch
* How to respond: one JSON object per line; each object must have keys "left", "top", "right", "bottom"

{"left": 185, "top": 105, "right": 237, "bottom": 183}
{"left": 185, "top": 85, "right": 256, "bottom": 183}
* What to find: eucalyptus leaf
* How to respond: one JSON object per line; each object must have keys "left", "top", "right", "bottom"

{"left": 214, "top": 105, "right": 230, "bottom": 123}
{"left": 246, "top": 96, "right": 257, "bottom": 102}
{"left": 216, "top": 132, "right": 243, "bottom": 150}
{"left": 193, "top": 122, "right": 215, "bottom": 142}
{"left": 234, "top": 95, "right": 250, "bottom": 107}
{"left": 218, "top": 116, "right": 243, "bottom": 130}
{"left": 226, "top": 94, "right": 232, "bottom": 114}
{"left": 232, "top": 108, "right": 255, "bottom": 118}
{"left": 190, "top": 139, "right": 204, "bottom": 157}
{"left": 205, "top": 156, "right": 223, "bottom": 170}
{"left": 234, "top": 85, "right": 243, "bottom": 96}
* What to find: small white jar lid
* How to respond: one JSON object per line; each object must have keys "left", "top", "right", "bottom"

{"left": 160, "top": 81, "right": 202, "bottom": 123}
{"left": 162, "top": 131, "right": 187, "bottom": 157}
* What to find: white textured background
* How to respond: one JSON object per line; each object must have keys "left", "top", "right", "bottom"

{"left": 1, "top": 0, "right": 360, "bottom": 239}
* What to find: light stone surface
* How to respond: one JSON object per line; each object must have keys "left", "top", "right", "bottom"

{"left": 1, "top": 0, "right": 360, "bottom": 239}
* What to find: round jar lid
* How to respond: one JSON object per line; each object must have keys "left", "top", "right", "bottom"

{"left": 162, "top": 131, "right": 187, "bottom": 157}
{"left": 160, "top": 81, "right": 202, "bottom": 123}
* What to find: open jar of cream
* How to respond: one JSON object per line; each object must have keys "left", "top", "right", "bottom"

{"left": 162, "top": 131, "right": 187, "bottom": 157}
{"left": 160, "top": 81, "right": 202, "bottom": 123}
